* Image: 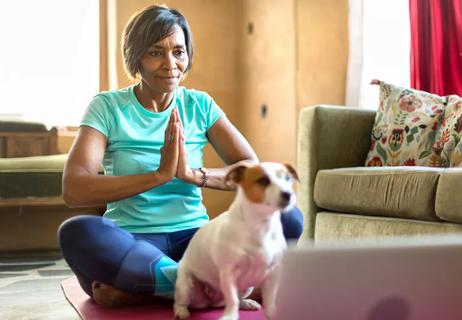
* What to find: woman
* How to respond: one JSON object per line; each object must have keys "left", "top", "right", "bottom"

{"left": 58, "top": 4, "right": 303, "bottom": 307}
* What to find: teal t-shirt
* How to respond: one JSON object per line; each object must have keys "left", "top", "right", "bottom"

{"left": 81, "top": 85, "right": 224, "bottom": 233}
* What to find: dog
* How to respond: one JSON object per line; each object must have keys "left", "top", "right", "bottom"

{"left": 173, "top": 162, "right": 299, "bottom": 320}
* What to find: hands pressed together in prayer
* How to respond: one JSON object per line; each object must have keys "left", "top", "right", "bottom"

{"left": 158, "top": 109, "right": 197, "bottom": 185}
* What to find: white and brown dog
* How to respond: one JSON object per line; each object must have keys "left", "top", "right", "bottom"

{"left": 173, "top": 162, "right": 298, "bottom": 320}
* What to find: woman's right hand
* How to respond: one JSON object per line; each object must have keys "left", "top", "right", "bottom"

{"left": 157, "top": 110, "right": 180, "bottom": 183}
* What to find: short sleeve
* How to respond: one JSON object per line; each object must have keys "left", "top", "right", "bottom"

{"left": 202, "top": 92, "right": 225, "bottom": 130}
{"left": 80, "top": 94, "right": 113, "bottom": 137}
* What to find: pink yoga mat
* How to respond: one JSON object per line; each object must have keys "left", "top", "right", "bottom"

{"left": 61, "top": 276, "right": 265, "bottom": 319}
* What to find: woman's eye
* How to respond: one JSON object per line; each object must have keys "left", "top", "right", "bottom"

{"left": 149, "top": 51, "right": 162, "bottom": 57}
{"left": 174, "top": 50, "right": 185, "bottom": 57}
{"left": 257, "top": 176, "right": 271, "bottom": 186}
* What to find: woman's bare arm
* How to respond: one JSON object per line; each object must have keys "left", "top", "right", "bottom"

{"left": 63, "top": 112, "right": 180, "bottom": 208}
{"left": 176, "top": 115, "right": 258, "bottom": 190}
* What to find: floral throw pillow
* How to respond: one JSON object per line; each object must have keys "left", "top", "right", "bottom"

{"left": 442, "top": 96, "right": 462, "bottom": 166}
{"left": 365, "top": 81, "right": 449, "bottom": 167}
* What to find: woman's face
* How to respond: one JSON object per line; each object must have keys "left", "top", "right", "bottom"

{"left": 139, "top": 25, "right": 189, "bottom": 94}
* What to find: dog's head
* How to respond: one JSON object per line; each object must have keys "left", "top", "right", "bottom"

{"left": 226, "top": 162, "right": 299, "bottom": 211}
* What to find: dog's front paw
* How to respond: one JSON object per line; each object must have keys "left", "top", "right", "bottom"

{"left": 239, "top": 298, "right": 261, "bottom": 311}
{"left": 173, "top": 304, "right": 190, "bottom": 320}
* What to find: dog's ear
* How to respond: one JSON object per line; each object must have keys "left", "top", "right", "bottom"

{"left": 284, "top": 163, "right": 299, "bottom": 181}
{"left": 226, "top": 165, "right": 248, "bottom": 184}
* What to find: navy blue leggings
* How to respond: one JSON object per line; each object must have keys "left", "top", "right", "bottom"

{"left": 58, "top": 207, "right": 303, "bottom": 297}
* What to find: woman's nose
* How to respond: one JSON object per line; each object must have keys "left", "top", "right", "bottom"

{"left": 162, "top": 53, "right": 176, "bottom": 69}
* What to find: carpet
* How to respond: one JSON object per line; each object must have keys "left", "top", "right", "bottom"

{"left": 61, "top": 276, "right": 265, "bottom": 319}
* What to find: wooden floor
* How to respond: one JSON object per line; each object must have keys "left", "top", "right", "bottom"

{"left": 0, "top": 251, "right": 79, "bottom": 320}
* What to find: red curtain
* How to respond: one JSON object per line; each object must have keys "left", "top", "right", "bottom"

{"left": 410, "top": 0, "right": 462, "bottom": 96}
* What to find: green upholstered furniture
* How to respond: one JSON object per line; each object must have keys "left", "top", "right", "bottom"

{"left": 297, "top": 105, "right": 462, "bottom": 242}
{"left": 0, "top": 154, "right": 103, "bottom": 252}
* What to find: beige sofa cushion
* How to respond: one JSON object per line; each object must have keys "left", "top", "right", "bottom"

{"left": 435, "top": 168, "right": 462, "bottom": 223}
{"left": 315, "top": 212, "right": 462, "bottom": 243}
{"left": 0, "top": 154, "right": 68, "bottom": 170}
{"left": 314, "top": 167, "right": 444, "bottom": 221}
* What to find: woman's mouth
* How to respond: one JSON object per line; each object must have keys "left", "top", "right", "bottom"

{"left": 158, "top": 76, "right": 178, "bottom": 80}
{"left": 157, "top": 76, "right": 179, "bottom": 84}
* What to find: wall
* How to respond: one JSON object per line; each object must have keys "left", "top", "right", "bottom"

{"left": 296, "top": 0, "right": 349, "bottom": 109}
{"left": 101, "top": 0, "right": 349, "bottom": 217}
{"left": 238, "top": 0, "right": 297, "bottom": 164}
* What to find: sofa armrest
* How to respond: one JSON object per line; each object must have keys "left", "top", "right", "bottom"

{"left": 297, "top": 105, "right": 376, "bottom": 239}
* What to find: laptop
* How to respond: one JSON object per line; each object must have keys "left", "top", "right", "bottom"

{"left": 273, "top": 235, "right": 462, "bottom": 320}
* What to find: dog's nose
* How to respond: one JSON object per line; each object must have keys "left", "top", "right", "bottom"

{"left": 279, "top": 192, "right": 292, "bottom": 208}
{"left": 281, "top": 192, "right": 291, "bottom": 203}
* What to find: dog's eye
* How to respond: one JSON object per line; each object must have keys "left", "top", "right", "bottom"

{"left": 257, "top": 176, "right": 271, "bottom": 186}
{"left": 285, "top": 174, "right": 291, "bottom": 181}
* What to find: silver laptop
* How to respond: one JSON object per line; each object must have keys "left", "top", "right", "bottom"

{"left": 274, "top": 235, "right": 462, "bottom": 320}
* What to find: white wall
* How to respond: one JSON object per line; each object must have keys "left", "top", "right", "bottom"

{"left": 0, "top": 0, "right": 99, "bottom": 127}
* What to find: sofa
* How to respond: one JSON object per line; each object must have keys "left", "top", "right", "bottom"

{"left": 297, "top": 104, "right": 462, "bottom": 242}
{"left": 0, "top": 154, "right": 104, "bottom": 252}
